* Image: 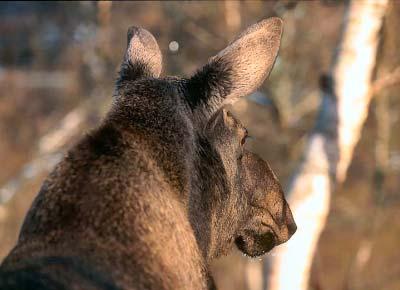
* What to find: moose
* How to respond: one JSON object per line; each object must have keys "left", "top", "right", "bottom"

{"left": 0, "top": 17, "right": 296, "bottom": 290}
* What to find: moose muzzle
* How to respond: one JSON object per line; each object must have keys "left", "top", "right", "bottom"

{"left": 235, "top": 151, "right": 297, "bottom": 257}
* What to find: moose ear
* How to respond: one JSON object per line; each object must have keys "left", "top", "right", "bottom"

{"left": 187, "top": 17, "right": 282, "bottom": 119}
{"left": 117, "top": 26, "right": 162, "bottom": 87}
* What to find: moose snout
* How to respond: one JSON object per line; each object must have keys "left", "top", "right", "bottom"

{"left": 242, "top": 151, "right": 297, "bottom": 253}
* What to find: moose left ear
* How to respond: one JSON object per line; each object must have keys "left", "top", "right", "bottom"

{"left": 117, "top": 26, "right": 162, "bottom": 87}
{"left": 186, "top": 17, "right": 282, "bottom": 119}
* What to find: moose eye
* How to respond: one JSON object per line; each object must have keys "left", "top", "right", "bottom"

{"left": 240, "top": 136, "right": 247, "bottom": 146}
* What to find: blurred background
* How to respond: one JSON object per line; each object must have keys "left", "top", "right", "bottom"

{"left": 0, "top": 1, "right": 399, "bottom": 290}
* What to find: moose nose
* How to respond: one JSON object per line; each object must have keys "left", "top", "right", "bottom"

{"left": 288, "top": 220, "right": 297, "bottom": 237}
{"left": 281, "top": 201, "right": 297, "bottom": 243}
{"left": 274, "top": 200, "right": 297, "bottom": 245}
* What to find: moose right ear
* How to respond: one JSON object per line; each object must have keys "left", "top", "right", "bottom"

{"left": 186, "top": 17, "right": 282, "bottom": 120}
{"left": 117, "top": 26, "right": 162, "bottom": 87}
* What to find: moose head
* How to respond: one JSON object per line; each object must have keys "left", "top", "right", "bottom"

{"left": 112, "top": 17, "right": 296, "bottom": 261}
{"left": 195, "top": 109, "right": 296, "bottom": 260}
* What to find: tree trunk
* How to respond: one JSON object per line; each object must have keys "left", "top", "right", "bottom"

{"left": 263, "top": 1, "right": 388, "bottom": 290}
{"left": 346, "top": 2, "right": 400, "bottom": 289}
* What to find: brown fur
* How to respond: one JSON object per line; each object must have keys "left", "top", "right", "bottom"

{"left": 0, "top": 18, "right": 295, "bottom": 290}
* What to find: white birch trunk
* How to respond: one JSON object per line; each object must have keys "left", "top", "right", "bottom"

{"left": 264, "top": 1, "right": 388, "bottom": 289}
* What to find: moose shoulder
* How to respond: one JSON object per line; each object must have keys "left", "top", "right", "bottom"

{"left": 0, "top": 18, "right": 296, "bottom": 290}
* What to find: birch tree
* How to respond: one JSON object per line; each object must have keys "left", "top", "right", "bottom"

{"left": 263, "top": 1, "right": 388, "bottom": 290}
